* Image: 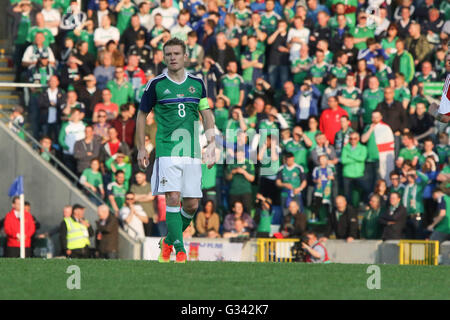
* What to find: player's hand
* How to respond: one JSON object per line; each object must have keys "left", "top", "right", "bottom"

{"left": 137, "top": 148, "right": 149, "bottom": 171}
{"left": 204, "top": 141, "right": 216, "bottom": 169}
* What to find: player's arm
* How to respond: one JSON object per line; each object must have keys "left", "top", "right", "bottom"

{"left": 200, "top": 104, "right": 216, "bottom": 169}
{"left": 429, "top": 102, "right": 450, "bottom": 123}
{"left": 136, "top": 79, "right": 157, "bottom": 170}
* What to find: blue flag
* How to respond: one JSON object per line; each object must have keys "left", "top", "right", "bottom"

{"left": 8, "top": 176, "right": 24, "bottom": 197}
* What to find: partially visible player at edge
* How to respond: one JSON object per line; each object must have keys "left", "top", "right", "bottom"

{"left": 136, "top": 38, "right": 216, "bottom": 263}
{"left": 428, "top": 53, "right": 450, "bottom": 123}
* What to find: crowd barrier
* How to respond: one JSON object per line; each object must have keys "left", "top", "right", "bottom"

{"left": 140, "top": 237, "right": 450, "bottom": 265}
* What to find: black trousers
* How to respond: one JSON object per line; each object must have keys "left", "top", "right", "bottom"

{"left": 68, "top": 247, "right": 90, "bottom": 258}
{"left": 5, "top": 246, "right": 32, "bottom": 258}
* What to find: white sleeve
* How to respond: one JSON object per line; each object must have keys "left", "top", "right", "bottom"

{"left": 22, "top": 46, "right": 33, "bottom": 63}
{"left": 438, "top": 74, "right": 450, "bottom": 115}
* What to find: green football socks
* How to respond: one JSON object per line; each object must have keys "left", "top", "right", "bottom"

{"left": 164, "top": 206, "right": 185, "bottom": 253}
{"left": 181, "top": 207, "right": 195, "bottom": 232}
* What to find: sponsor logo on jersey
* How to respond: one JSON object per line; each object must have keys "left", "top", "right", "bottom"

{"left": 177, "top": 93, "right": 184, "bottom": 97}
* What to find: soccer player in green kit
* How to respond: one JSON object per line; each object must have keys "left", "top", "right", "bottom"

{"left": 136, "top": 38, "right": 216, "bottom": 263}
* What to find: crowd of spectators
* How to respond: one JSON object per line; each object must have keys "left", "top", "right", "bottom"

{"left": 4, "top": 0, "right": 450, "bottom": 247}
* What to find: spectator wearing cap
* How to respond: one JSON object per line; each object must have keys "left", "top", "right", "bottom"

{"left": 126, "top": 34, "right": 152, "bottom": 71}
{"left": 75, "top": 74, "right": 103, "bottom": 120}
{"left": 3, "top": 196, "right": 36, "bottom": 258}
{"left": 22, "top": 32, "right": 56, "bottom": 68}
{"left": 60, "top": 204, "right": 93, "bottom": 258}
{"left": 96, "top": 205, "right": 119, "bottom": 259}
{"left": 27, "top": 51, "right": 57, "bottom": 138}
{"left": 38, "top": 75, "right": 65, "bottom": 142}
{"left": 405, "top": 22, "right": 433, "bottom": 67}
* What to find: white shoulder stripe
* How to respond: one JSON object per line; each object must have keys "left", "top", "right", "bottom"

{"left": 144, "top": 73, "right": 166, "bottom": 91}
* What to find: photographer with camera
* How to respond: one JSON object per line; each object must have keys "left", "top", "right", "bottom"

{"left": 301, "top": 231, "right": 330, "bottom": 263}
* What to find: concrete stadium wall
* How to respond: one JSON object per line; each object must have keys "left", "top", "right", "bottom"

{"left": 118, "top": 228, "right": 142, "bottom": 260}
{"left": 0, "top": 122, "right": 99, "bottom": 251}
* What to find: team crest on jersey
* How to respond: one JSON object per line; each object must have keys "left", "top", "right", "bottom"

{"left": 293, "top": 172, "right": 297, "bottom": 177}
{"left": 189, "top": 86, "right": 196, "bottom": 93}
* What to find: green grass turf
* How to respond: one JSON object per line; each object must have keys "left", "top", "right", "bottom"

{"left": 1, "top": 259, "right": 449, "bottom": 300}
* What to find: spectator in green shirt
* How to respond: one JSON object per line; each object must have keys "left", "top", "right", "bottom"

{"left": 106, "top": 66, "right": 134, "bottom": 110}
{"left": 396, "top": 132, "right": 421, "bottom": 169}
{"left": 225, "top": 149, "right": 255, "bottom": 214}
{"left": 341, "top": 131, "right": 369, "bottom": 206}
{"left": 105, "top": 152, "right": 132, "bottom": 190}
{"left": 403, "top": 169, "right": 429, "bottom": 239}
{"left": 428, "top": 189, "right": 450, "bottom": 243}
{"left": 361, "top": 194, "right": 384, "bottom": 239}
{"left": 107, "top": 170, "right": 128, "bottom": 216}
{"left": 80, "top": 158, "right": 105, "bottom": 202}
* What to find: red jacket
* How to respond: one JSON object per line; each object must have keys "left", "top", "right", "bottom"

{"left": 319, "top": 106, "right": 348, "bottom": 145}
{"left": 3, "top": 209, "right": 36, "bottom": 247}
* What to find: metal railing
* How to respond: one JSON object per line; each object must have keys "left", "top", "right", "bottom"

{"left": 0, "top": 108, "right": 106, "bottom": 205}
{"left": 257, "top": 238, "right": 299, "bottom": 262}
{"left": 399, "top": 240, "right": 440, "bottom": 266}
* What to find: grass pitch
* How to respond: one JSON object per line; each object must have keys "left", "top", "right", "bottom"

{"left": 1, "top": 259, "right": 449, "bottom": 300}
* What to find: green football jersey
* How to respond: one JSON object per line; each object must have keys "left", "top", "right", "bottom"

{"left": 362, "top": 88, "right": 384, "bottom": 124}
{"left": 260, "top": 11, "right": 280, "bottom": 35}
{"left": 309, "top": 62, "right": 329, "bottom": 79}
{"left": 375, "top": 65, "right": 393, "bottom": 88}
{"left": 220, "top": 74, "right": 244, "bottom": 107}
{"left": 117, "top": 5, "right": 137, "bottom": 34}
{"left": 107, "top": 181, "right": 127, "bottom": 210}
{"left": 292, "top": 56, "right": 312, "bottom": 85}
{"left": 337, "top": 87, "right": 362, "bottom": 122}
{"left": 139, "top": 72, "right": 209, "bottom": 159}
{"left": 394, "top": 86, "right": 411, "bottom": 104}
{"left": 284, "top": 140, "right": 309, "bottom": 173}
{"left": 277, "top": 164, "right": 305, "bottom": 198}
{"left": 352, "top": 25, "right": 375, "bottom": 50}
{"left": 214, "top": 107, "right": 229, "bottom": 133}
{"left": 27, "top": 27, "right": 55, "bottom": 47}
{"left": 398, "top": 146, "right": 421, "bottom": 162}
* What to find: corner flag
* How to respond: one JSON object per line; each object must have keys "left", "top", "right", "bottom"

{"left": 8, "top": 176, "right": 24, "bottom": 197}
